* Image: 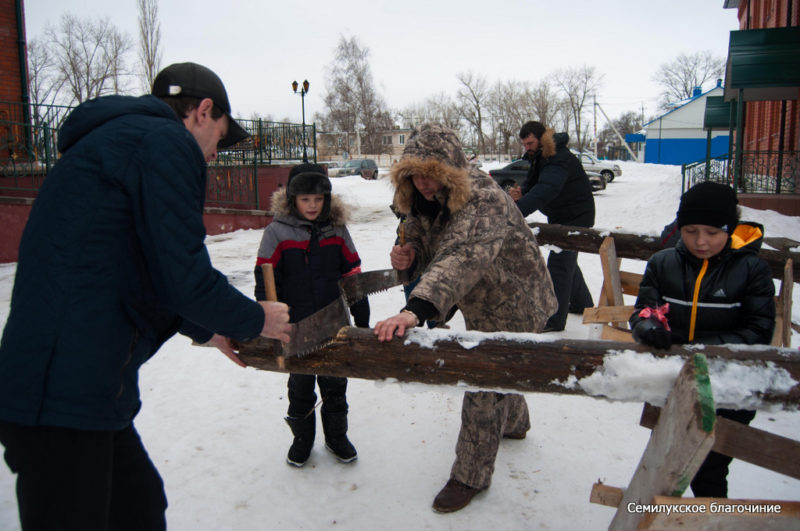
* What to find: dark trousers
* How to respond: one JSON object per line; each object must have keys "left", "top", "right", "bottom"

{"left": 287, "top": 373, "right": 348, "bottom": 418}
{"left": 545, "top": 249, "right": 593, "bottom": 330}
{"left": 690, "top": 409, "right": 757, "bottom": 497}
{"left": 0, "top": 420, "right": 167, "bottom": 531}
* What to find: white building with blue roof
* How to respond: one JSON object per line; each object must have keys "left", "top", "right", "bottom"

{"left": 642, "top": 81, "right": 728, "bottom": 165}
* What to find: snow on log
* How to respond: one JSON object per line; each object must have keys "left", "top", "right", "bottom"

{"left": 529, "top": 222, "right": 800, "bottom": 280}
{"left": 236, "top": 327, "right": 800, "bottom": 411}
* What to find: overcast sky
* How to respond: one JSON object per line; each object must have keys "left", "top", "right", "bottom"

{"left": 24, "top": 0, "right": 740, "bottom": 127}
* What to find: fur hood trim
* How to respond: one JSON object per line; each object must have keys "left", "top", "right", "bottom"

{"left": 390, "top": 157, "right": 472, "bottom": 215}
{"left": 269, "top": 186, "right": 349, "bottom": 225}
{"left": 540, "top": 127, "right": 557, "bottom": 159}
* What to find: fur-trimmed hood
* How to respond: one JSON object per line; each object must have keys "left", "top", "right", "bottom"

{"left": 538, "top": 127, "right": 558, "bottom": 159}
{"left": 390, "top": 123, "right": 473, "bottom": 215}
{"left": 269, "top": 186, "right": 349, "bottom": 226}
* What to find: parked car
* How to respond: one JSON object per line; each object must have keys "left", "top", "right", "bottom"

{"left": 489, "top": 159, "right": 606, "bottom": 192}
{"left": 571, "top": 150, "right": 622, "bottom": 182}
{"left": 330, "top": 158, "right": 379, "bottom": 179}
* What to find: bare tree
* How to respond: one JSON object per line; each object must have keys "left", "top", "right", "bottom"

{"left": 455, "top": 71, "right": 490, "bottom": 155}
{"left": 322, "top": 35, "right": 393, "bottom": 155}
{"left": 522, "top": 78, "right": 561, "bottom": 129}
{"left": 27, "top": 39, "right": 64, "bottom": 113}
{"left": 46, "top": 14, "right": 133, "bottom": 105}
{"left": 137, "top": 0, "right": 162, "bottom": 93}
{"left": 554, "top": 65, "right": 603, "bottom": 151}
{"left": 653, "top": 51, "right": 725, "bottom": 109}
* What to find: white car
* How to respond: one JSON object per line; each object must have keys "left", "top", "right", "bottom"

{"left": 571, "top": 150, "right": 622, "bottom": 183}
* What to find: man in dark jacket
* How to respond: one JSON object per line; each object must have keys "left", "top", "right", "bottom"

{"left": 509, "top": 121, "right": 595, "bottom": 331}
{"left": 0, "top": 62, "right": 291, "bottom": 530}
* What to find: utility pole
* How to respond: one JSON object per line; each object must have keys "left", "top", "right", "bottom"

{"left": 593, "top": 94, "right": 598, "bottom": 158}
{"left": 595, "top": 101, "right": 640, "bottom": 162}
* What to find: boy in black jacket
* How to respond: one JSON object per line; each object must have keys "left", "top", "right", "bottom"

{"left": 630, "top": 181, "right": 775, "bottom": 497}
{"left": 254, "top": 164, "right": 369, "bottom": 467}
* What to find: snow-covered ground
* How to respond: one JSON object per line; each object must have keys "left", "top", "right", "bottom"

{"left": 1, "top": 161, "right": 798, "bottom": 530}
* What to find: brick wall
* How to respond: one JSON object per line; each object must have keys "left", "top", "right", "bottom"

{"left": 736, "top": 1, "right": 800, "bottom": 153}
{"left": 0, "top": 0, "right": 26, "bottom": 104}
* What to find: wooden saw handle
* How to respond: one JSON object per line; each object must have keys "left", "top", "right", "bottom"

{"left": 261, "top": 263, "right": 278, "bottom": 302}
{"left": 260, "top": 263, "right": 285, "bottom": 369}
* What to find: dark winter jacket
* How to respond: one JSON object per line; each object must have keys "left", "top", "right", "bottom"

{"left": 254, "top": 188, "right": 369, "bottom": 327}
{"left": 516, "top": 130, "right": 595, "bottom": 227}
{"left": 630, "top": 222, "right": 775, "bottom": 345}
{"left": 391, "top": 123, "right": 557, "bottom": 332}
{"left": 0, "top": 95, "right": 265, "bottom": 431}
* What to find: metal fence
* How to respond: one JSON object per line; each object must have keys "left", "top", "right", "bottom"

{"left": 1, "top": 101, "right": 313, "bottom": 205}
{"left": 218, "top": 119, "right": 316, "bottom": 164}
{"left": 682, "top": 150, "right": 799, "bottom": 194}
{"left": 0, "top": 101, "right": 72, "bottom": 184}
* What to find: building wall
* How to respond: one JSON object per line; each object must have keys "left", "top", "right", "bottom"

{"left": 0, "top": 0, "right": 26, "bottom": 103}
{"left": 734, "top": 0, "right": 800, "bottom": 153}
{"left": 644, "top": 136, "right": 730, "bottom": 165}
{"left": 643, "top": 88, "right": 728, "bottom": 164}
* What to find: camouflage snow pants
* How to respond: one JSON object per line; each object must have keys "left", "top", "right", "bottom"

{"left": 449, "top": 391, "right": 530, "bottom": 489}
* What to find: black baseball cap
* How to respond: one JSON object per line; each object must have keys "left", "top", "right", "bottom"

{"left": 152, "top": 62, "right": 249, "bottom": 148}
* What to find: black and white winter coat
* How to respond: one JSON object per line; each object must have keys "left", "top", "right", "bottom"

{"left": 254, "top": 188, "right": 369, "bottom": 327}
{"left": 630, "top": 222, "right": 775, "bottom": 345}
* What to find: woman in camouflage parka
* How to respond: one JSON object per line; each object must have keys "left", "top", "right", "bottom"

{"left": 374, "top": 123, "right": 557, "bottom": 513}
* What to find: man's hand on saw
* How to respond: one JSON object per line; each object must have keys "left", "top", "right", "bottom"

{"left": 260, "top": 301, "right": 292, "bottom": 343}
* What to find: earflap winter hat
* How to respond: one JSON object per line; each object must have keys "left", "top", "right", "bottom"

{"left": 287, "top": 163, "right": 332, "bottom": 221}
{"left": 151, "top": 62, "right": 249, "bottom": 148}
{"left": 677, "top": 181, "right": 738, "bottom": 233}
{"left": 401, "top": 123, "right": 469, "bottom": 169}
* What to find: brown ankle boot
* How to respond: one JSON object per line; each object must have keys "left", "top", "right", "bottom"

{"left": 432, "top": 479, "right": 484, "bottom": 513}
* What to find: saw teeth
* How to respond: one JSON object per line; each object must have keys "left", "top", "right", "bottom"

{"left": 289, "top": 339, "right": 334, "bottom": 358}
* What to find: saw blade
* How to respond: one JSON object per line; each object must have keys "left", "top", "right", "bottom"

{"left": 282, "top": 294, "right": 351, "bottom": 357}
{"left": 340, "top": 268, "right": 400, "bottom": 305}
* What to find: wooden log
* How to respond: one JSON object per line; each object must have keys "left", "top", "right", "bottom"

{"left": 529, "top": 222, "right": 800, "bottom": 280}
{"left": 609, "top": 355, "right": 716, "bottom": 530}
{"left": 640, "top": 403, "right": 800, "bottom": 481}
{"left": 236, "top": 327, "right": 800, "bottom": 409}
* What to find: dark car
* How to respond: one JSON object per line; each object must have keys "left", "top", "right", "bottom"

{"left": 488, "top": 159, "right": 606, "bottom": 192}
{"left": 330, "top": 158, "right": 379, "bottom": 179}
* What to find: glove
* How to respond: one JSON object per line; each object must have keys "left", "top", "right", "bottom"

{"left": 638, "top": 325, "right": 672, "bottom": 349}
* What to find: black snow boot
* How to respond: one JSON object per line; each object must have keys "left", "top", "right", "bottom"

{"left": 285, "top": 413, "right": 315, "bottom": 467}
{"left": 321, "top": 411, "right": 357, "bottom": 463}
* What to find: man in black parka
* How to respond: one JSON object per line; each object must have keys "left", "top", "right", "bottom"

{"left": 509, "top": 121, "right": 595, "bottom": 331}
{"left": 0, "top": 63, "right": 291, "bottom": 530}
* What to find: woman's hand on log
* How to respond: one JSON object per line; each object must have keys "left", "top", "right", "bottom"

{"left": 374, "top": 311, "right": 417, "bottom": 342}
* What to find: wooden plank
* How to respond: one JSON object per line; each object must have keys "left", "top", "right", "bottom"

{"left": 641, "top": 497, "right": 800, "bottom": 530}
{"left": 529, "top": 222, "right": 800, "bottom": 280}
{"left": 619, "top": 271, "right": 643, "bottom": 296}
{"left": 609, "top": 355, "right": 717, "bottom": 531}
{"left": 582, "top": 305, "right": 636, "bottom": 324}
{"left": 599, "top": 237, "right": 625, "bottom": 309}
{"left": 641, "top": 404, "right": 800, "bottom": 481}
{"left": 589, "top": 483, "right": 623, "bottom": 508}
{"left": 235, "top": 328, "right": 800, "bottom": 408}
{"left": 780, "top": 258, "right": 793, "bottom": 348}
{"left": 600, "top": 325, "right": 634, "bottom": 342}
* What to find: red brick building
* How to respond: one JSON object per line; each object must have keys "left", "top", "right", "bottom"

{"left": 0, "top": 0, "right": 29, "bottom": 160}
{"left": 726, "top": 0, "right": 799, "bottom": 153}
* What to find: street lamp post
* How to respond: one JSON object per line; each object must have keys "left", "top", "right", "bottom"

{"left": 292, "top": 79, "right": 310, "bottom": 162}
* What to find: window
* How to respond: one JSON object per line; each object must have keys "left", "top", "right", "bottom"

{"left": 383, "top": 135, "right": 392, "bottom": 145}
{"left": 399, "top": 135, "right": 405, "bottom": 145}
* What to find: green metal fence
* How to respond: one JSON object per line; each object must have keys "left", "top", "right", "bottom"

{"left": 1, "top": 101, "right": 313, "bottom": 205}
{"left": 0, "top": 101, "right": 72, "bottom": 185}
{"left": 682, "top": 150, "right": 799, "bottom": 194}
{"left": 217, "top": 119, "right": 316, "bottom": 164}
